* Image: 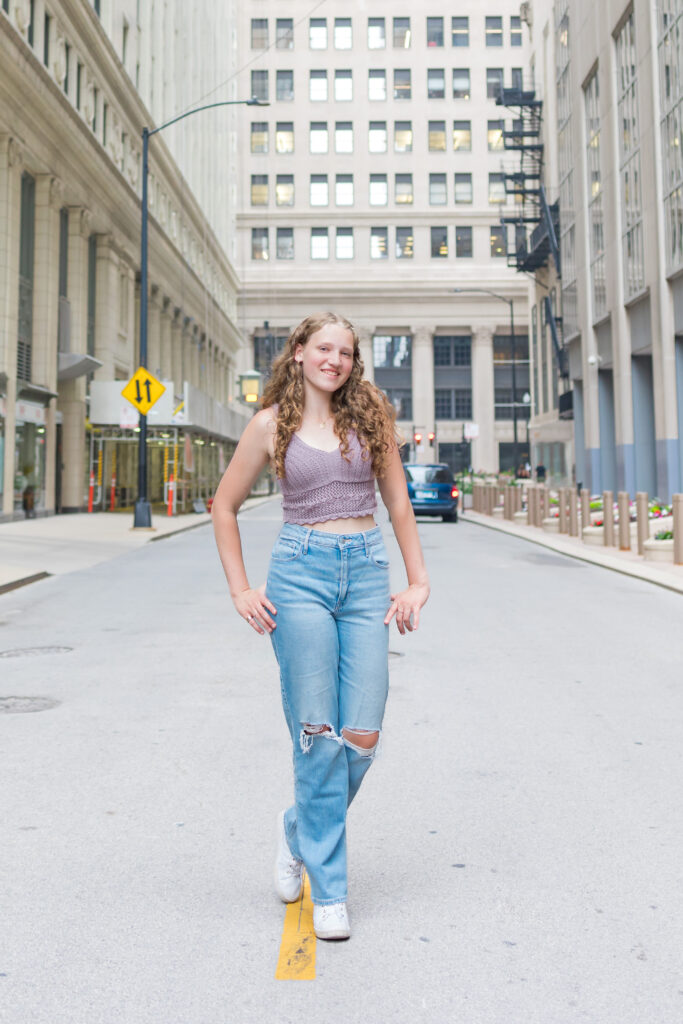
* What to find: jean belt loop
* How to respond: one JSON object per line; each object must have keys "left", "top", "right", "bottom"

{"left": 303, "top": 528, "right": 312, "bottom": 555}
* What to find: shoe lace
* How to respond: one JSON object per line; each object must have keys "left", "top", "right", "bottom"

{"left": 284, "top": 857, "right": 302, "bottom": 878}
{"left": 320, "top": 903, "right": 345, "bottom": 923}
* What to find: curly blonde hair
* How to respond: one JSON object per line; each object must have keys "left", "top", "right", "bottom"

{"left": 261, "top": 312, "right": 402, "bottom": 480}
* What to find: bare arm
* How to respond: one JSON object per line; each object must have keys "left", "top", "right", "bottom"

{"left": 377, "top": 445, "right": 430, "bottom": 634}
{"left": 211, "top": 408, "right": 277, "bottom": 634}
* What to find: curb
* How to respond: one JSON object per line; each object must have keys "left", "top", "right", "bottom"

{"left": 0, "top": 571, "right": 51, "bottom": 596}
{"left": 462, "top": 512, "right": 683, "bottom": 596}
{"left": 148, "top": 493, "right": 278, "bottom": 543}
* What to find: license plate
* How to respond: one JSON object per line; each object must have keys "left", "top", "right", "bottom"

{"left": 415, "top": 490, "right": 433, "bottom": 499}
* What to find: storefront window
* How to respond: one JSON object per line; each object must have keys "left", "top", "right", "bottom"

{"left": 14, "top": 420, "right": 46, "bottom": 514}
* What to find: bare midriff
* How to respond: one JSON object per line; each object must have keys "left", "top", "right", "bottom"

{"left": 301, "top": 514, "right": 376, "bottom": 534}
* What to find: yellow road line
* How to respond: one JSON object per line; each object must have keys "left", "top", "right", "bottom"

{"left": 275, "top": 874, "right": 316, "bottom": 980}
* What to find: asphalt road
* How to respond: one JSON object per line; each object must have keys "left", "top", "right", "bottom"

{"left": 2, "top": 500, "right": 683, "bottom": 1024}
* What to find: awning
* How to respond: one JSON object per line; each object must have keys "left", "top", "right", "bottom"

{"left": 57, "top": 353, "right": 103, "bottom": 382}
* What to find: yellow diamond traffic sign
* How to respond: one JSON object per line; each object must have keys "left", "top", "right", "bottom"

{"left": 121, "top": 367, "right": 166, "bottom": 416}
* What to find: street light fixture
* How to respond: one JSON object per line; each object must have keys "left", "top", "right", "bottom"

{"left": 453, "top": 286, "right": 519, "bottom": 474}
{"left": 133, "top": 96, "right": 269, "bottom": 528}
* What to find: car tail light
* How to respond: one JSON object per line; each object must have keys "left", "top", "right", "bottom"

{"left": 451, "top": 487, "right": 459, "bottom": 498}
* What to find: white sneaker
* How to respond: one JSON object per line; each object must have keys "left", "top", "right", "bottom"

{"left": 274, "top": 810, "right": 304, "bottom": 903}
{"left": 313, "top": 902, "right": 351, "bottom": 941}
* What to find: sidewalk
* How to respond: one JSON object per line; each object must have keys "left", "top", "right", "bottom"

{"left": 463, "top": 508, "right": 683, "bottom": 595}
{"left": 0, "top": 495, "right": 276, "bottom": 594}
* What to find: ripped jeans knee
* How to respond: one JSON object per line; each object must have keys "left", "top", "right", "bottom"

{"left": 299, "top": 723, "right": 380, "bottom": 757}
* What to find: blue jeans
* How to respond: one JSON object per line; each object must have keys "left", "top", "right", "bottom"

{"left": 267, "top": 523, "right": 391, "bottom": 905}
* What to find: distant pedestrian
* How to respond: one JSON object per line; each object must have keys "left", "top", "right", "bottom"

{"left": 212, "top": 312, "right": 430, "bottom": 941}
{"left": 535, "top": 463, "right": 547, "bottom": 482}
{"left": 22, "top": 485, "right": 35, "bottom": 518}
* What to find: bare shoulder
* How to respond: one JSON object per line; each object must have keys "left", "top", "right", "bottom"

{"left": 248, "top": 405, "right": 278, "bottom": 457}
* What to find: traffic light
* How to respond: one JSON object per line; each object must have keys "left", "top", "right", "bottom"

{"left": 428, "top": 431, "right": 435, "bottom": 447}
{"left": 413, "top": 431, "right": 422, "bottom": 445}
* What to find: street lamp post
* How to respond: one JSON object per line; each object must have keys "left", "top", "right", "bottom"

{"left": 133, "top": 97, "right": 268, "bottom": 528}
{"left": 453, "top": 286, "right": 519, "bottom": 474}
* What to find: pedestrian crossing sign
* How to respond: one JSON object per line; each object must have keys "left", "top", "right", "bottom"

{"left": 121, "top": 367, "right": 166, "bottom": 416}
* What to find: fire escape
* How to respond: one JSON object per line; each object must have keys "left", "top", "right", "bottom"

{"left": 496, "top": 80, "right": 570, "bottom": 411}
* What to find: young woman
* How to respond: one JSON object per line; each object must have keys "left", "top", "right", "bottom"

{"left": 212, "top": 312, "right": 429, "bottom": 940}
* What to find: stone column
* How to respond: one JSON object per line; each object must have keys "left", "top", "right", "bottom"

{"left": 472, "top": 324, "right": 496, "bottom": 472}
{"left": 93, "top": 234, "right": 119, "bottom": 379}
{"left": 0, "top": 137, "right": 23, "bottom": 516}
{"left": 32, "top": 175, "right": 63, "bottom": 512}
{"left": 171, "top": 308, "right": 183, "bottom": 391}
{"left": 159, "top": 298, "right": 172, "bottom": 381}
{"left": 357, "top": 326, "right": 374, "bottom": 383}
{"left": 147, "top": 286, "right": 161, "bottom": 377}
{"left": 411, "top": 326, "right": 435, "bottom": 464}
{"left": 58, "top": 206, "right": 91, "bottom": 512}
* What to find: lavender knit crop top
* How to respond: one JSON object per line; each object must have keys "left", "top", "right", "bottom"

{"left": 279, "top": 431, "right": 377, "bottom": 525}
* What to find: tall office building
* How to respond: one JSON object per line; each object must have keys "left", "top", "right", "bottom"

{"left": 237, "top": 2, "right": 533, "bottom": 472}
{"left": 0, "top": 0, "right": 248, "bottom": 519}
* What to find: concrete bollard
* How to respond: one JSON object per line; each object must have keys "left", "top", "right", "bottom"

{"left": 568, "top": 489, "right": 579, "bottom": 536}
{"left": 602, "top": 490, "right": 614, "bottom": 546}
{"left": 539, "top": 485, "right": 547, "bottom": 523}
{"left": 503, "top": 486, "right": 512, "bottom": 520}
{"left": 636, "top": 492, "right": 649, "bottom": 555}
{"left": 558, "top": 487, "right": 568, "bottom": 533}
{"left": 580, "top": 488, "right": 591, "bottom": 537}
{"left": 514, "top": 485, "right": 522, "bottom": 514}
{"left": 617, "top": 491, "right": 631, "bottom": 550}
{"left": 674, "top": 494, "right": 683, "bottom": 565}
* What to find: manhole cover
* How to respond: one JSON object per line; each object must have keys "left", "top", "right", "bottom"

{"left": 0, "top": 646, "right": 72, "bottom": 659}
{"left": 0, "top": 696, "right": 61, "bottom": 714}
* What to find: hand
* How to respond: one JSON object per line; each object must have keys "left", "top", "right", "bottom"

{"left": 233, "top": 582, "right": 277, "bottom": 635}
{"left": 384, "top": 582, "right": 430, "bottom": 636}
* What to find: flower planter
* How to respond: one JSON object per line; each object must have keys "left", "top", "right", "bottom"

{"left": 542, "top": 517, "right": 560, "bottom": 533}
{"left": 582, "top": 525, "right": 604, "bottom": 545}
{"left": 643, "top": 538, "right": 674, "bottom": 563}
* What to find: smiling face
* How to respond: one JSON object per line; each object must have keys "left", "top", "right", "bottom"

{"left": 294, "top": 322, "right": 356, "bottom": 394}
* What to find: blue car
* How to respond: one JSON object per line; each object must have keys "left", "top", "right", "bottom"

{"left": 403, "top": 463, "right": 459, "bottom": 522}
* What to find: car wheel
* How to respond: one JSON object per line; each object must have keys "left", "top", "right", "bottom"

{"left": 442, "top": 512, "right": 457, "bottom": 523}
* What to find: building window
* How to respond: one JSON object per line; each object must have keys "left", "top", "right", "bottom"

{"left": 251, "top": 122, "right": 268, "bottom": 153}
{"left": 17, "top": 172, "right": 35, "bottom": 382}
{"left": 657, "top": 0, "right": 683, "bottom": 272}
{"left": 251, "top": 70, "right": 268, "bottom": 102}
{"left": 368, "top": 69, "right": 387, "bottom": 101}
{"left": 251, "top": 175, "right": 268, "bottom": 205}
{"left": 488, "top": 119, "right": 505, "bottom": 150}
{"left": 43, "top": 12, "right": 50, "bottom": 65}
{"left": 64, "top": 41, "right": 70, "bottom": 94}
{"left": 454, "top": 173, "right": 473, "bottom": 204}
{"left": 486, "top": 16, "right": 503, "bottom": 46}
{"left": 334, "top": 17, "right": 352, "bottom": 49}
{"left": 511, "top": 15, "right": 522, "bottom": 47}
{"left": 310, "top": 174, "right": 329, "bottom": 206}
{"left": 456, "top": 225, "right": 473, "bottom": 257}
{"left": 429, "top": 173, "right": 447, "bottom": 205}
{"left": 335, "top": 121, "right": 353, "bottom": 153}
{"left": 91, "top": 86, "right": 98, "bottom": 133}
{"left": 311, "top": 228, "right": 329, "bottom": 259}
{"left": 487, "top": 68, "right": 504, "bottom": 99}
{"left": 490, "top": 226, "right": 507, "bottom": 257}
{"left": 556, "top": 5, "right": 577, "bottom": 337}
{"left": 427, "top": 17, "right": 444, "bottom": 47}
{"left": 276, "top": 122, "right": 294, "bottom": 153}
{"left": 370, "top": 174, "right": 388, "bottom": 205}
{"left": 395, "top": 173, "right": 413, "bottom": 204}
{"left": 251, "top": 18, "right": 268, "bottom": 49}
{"left": 27, "top": 0, "right": 34, "bottom": 45}
{"left": 336, "top": 227, "right": 354, "bottom": 259}
{"left": 428, "top": 68, "right": 445, "bottom": 99}
{"left": 309, "top": 122, "right": 328, "bottom": 153}
{"left": 394, "top": 68, "right": 411, "bottom": 99}
{"left": 616, "top": 13, "right": 645, "bottom": 297}
{"left": 452, "top": 16, "right": 469, "bottom": 46}
{"left": 276, "top": 18, "right": 294, "bottom": 49}
{"left": 103, "top": 102, "right": 108, "bottom": 146}
{"left": 396, "top": 227, "right": 413, "bottom": 258}
{"left": 434, "top": 336, "right": 471, "bottom": 367}
{"left": 453, "top": 120, "right": 472, "bottom": 150}
{"left": 429, "top": 120, "right": 446, "bottom": 151}
{"left": 431, "top": 226, "right": 448, "bottom": 257}
{"left": 394, "top": 121, "right": 412, "bottom": 152}
{"left": 370, "top": 227, "right": 388, "bottom": 259}
{"left": 277, "top": 227, "right": 294, "bottom": 260}
{"left": 310, "top": 69, "right": 328, "bottom": 101}
{"left": 369, "top": 120, "right": 387, "bottom": 151}
{"left": 310, "top": 18, "right": 327, "bottom": 49}
{"left": 276, "top": 174, "right": 294, "bottom": 206}
{"left": 584, "top": 71, "right": 606, "bottom": 318}
{"left": 452, "top": 68, "right": 470, "bottom": 99}
{"left": 435, "top": 388, "right": 473, "bottom": 420}
{"left": 511, "top": 67, "right": 524, "bottom": 91}
{"left": 368, "top": 17, "right": 385, "bottom": 49}
{"left": 335, "top": 69, "right": 353, "bottom": 101}
{"left": 489, "top": 173, "right": 506, "bottom": 204}
{"left": 374, "top": 335, "right": 412, "bottom": 367}
{"left": 252, "top": 228, "right": 269, "bottom": 260}
{"left": 76, "top": 61, "right": 82, "bottom": 109}
{"left": 335, "top": 174, "right": 354, "bottom": 205}
{"left": 276, "top": 69, "right": 294, "bottom": 101}
{"left": 393, "top": 17, "right": 411, "bottom": 48}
